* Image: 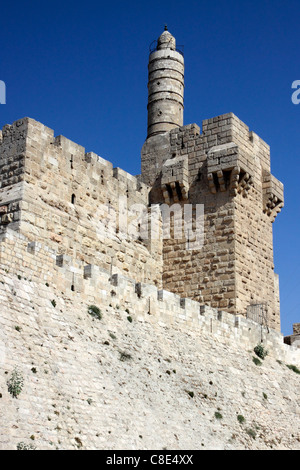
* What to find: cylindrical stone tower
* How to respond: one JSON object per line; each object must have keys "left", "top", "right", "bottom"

{"left": 147, "top": 27, "right": 184, "bottom": 138}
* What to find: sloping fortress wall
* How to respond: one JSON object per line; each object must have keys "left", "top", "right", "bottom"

{"left": 0, "top": 227, "right": 299, "bottom": 450}
{"left": 0, "top": 227, "right": 297, "bottom": 362}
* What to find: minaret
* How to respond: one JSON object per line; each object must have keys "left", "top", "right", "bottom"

{"left": 146, "top": 26, "right": 184, "bottom": 138}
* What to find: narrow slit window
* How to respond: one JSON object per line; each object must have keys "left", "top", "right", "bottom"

{"left": 71, "top": 194, "right": 76, "bottom": 204}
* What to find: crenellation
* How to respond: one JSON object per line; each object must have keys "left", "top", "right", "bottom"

{"left": 0, "top": 115, "right": 167, "bottom": 288}
{"left": 2, "top": 225, "right": 289, "bottom": 353}
{"left": 53, "top": 133, "right": 85, "bottom": 155}
{"left": 113, "top": 167, "right": 141, "bottom": 191}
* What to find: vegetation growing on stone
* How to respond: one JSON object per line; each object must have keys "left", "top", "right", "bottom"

{"left": 119, "top": 351, "right": 132, "bottom": 362}
{"left": 246, "top": 428, "right": 257, "bottom": 440}
{"left": 16, "top": 442, "right": 36, "bottom": 450}
{"left": 252, "top": 356, "right": 262, "bottom": 366}
{"left": 286, "top": 364, "right": 300, "bottom": 375}
{"left": 7, "top": 367, "right": 24, "bottom": 398}
{"left": 237, "top": 415, "right": 245, "bottom": 424}
{"left": 254, "top": 344, "right": 268, "bottom": 360}
{"left": 87, "top": 305, "right": 102, "bottom": 320}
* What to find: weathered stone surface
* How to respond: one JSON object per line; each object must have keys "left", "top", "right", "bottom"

{"left": 147, "top": 29, "right": 184, "bottom": 138}
{"left": 0, "top": 28, "right": 295, "bottom": 451}
{"left": 141, "top": 112, "right": 284, "bottom": 331}
{"left": 0, "top": 234, "right": 299, "bottom": 450}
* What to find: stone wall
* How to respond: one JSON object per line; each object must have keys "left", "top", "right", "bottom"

{"left": 0, "top": 228, "right": 298, "bottom": 362}
{"left": 141, "top": 113, "right": 284, "bottom": 331}
{"left": 0, "top": 228, "right": 299, "bottom": 450}
{"left": 284, "top": 324, "right": 300, "bottom": 347}
{"left": 0, "top": 118, "right": 163, "bottom": 288}
{"left": 0, "top": 111, "right": 285, "bottom": 333}
{"left": 0, "top": 123, "right": 26, "bottom": 232}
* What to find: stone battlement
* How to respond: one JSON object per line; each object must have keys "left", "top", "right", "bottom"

{"left": 0, "top": 117, "right": 162, "bottom": 289}
{"left": 0, "top": 117, "right": 144, "bottom": 191}
{"left": 0, "top": 109, "right": 285, "bottom": 333}
{"left": 141, "top": 111, "right": 284, "bottom": 331}
{"left": 0, "top": 227, "right": 298, "bottom": 365}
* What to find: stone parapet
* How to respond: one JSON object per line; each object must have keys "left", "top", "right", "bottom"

{"left": 0, "top": 227, "right": 298, "bottom": 365}
{"left": 284, "top": 324, "right": 300, "bottom": 348}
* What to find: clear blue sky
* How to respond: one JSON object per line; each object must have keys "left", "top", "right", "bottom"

{"left": 0, "top": 0, "right": 299, "bottom": 336}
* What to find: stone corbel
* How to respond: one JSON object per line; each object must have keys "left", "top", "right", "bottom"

{"left": 161, "top": 156, "right": 189, "bottom": 204}
{"left": 262, "top": 170, "right": 284, "bottom": 222}
{"left": 207, "top": 143, "right": 254, "bottom": 197}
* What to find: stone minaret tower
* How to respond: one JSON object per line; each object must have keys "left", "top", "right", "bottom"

{"left": 147, "top": 26, "right": 184, "bottom": 138}
{"left": 141, "top": 28, "right": 284, "bottom": 332}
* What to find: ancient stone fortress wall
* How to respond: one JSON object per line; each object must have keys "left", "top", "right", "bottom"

{"left": 141, "top": 113, "right": 284, "bottom": 331}
{"left": 0, "top": 118, "right": 163, "bottom": 288}
{"left": 0, "top": 112, "right": 285, "bottom": 334}
{"left": 0, "top": 227, "right": 297, "bottom": 365}
{"left": 0, "top": 221, "right": 299, "bottom": 451}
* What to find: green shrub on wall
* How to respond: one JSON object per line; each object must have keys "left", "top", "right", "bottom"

{"left": 7, "top": 367, "right": 24, "bottom": 398}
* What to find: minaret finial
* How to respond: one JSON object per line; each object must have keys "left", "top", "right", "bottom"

{"left": 146, "top": 27, "right": 184, "bottom": 138}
